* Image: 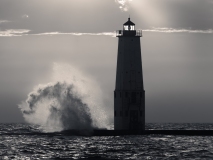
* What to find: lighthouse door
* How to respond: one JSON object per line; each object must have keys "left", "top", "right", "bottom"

{"left": 129, "top": 110, "right": 138, "bottom": 129}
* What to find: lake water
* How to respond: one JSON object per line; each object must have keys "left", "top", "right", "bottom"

{"left": 1, "top": 123, "right": 213, "bottom": 159}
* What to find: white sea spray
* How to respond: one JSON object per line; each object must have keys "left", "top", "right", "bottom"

{"left": 19, "top": 63, "right": 109, "bottom": 132}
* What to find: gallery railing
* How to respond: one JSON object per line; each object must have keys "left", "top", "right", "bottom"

{"left": 116, "top": 30, "right": 142, "bottom": 37}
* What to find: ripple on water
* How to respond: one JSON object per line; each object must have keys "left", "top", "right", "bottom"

{"left": 1, "top": 124, "right": 213, "bottom": 159}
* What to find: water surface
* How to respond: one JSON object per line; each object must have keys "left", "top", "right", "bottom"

{"left": 1, "top": 123, "right": 213, "bottom": 159}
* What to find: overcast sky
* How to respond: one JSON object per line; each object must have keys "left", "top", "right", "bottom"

{"left": 0, "top": 0, "right": 213, "bottom": 123}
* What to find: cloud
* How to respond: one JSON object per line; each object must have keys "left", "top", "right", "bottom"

{"left": 22, "top": 14, "right": 29, "bottom": 19}
{"left": 0, "top": 29, "right": 30, "bottom": 37}
{"left": 1, "top": 28, "right": 212, "bottom": 37}
{"left": 115, "top": 0, "right": 132, "bottom": 11}
{"left": 30, "top": 32, "right": 116, "bottom": 37}
{"left": 35, "top": 29, "right": 213, "bottom": 36}
{"left": 143, "top": 27, "right": 213, "bottom": 34}
{"left": 0, "top": 20, "right": 10, "bottom": 24}
{"left": 0, "top": 30, "right": 115, "bottom": 37}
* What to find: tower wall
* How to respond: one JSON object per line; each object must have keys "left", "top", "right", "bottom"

{"left": 114, "top": 35, "right": 145, "bottom": 130}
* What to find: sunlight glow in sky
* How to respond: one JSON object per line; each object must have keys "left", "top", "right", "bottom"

{"left": 115, "top": 0, "right": 133, "bottom": 11}
{"left": 130, "top": 0, "right": 168, "bottom": 28}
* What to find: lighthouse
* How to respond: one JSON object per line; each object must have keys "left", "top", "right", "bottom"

{"left": 114, "top": 18, "right": 145, "bottom": 130}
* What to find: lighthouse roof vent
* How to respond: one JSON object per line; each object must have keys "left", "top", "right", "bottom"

{"left": 123, "top": 18, "right": 135, "bottom": 25}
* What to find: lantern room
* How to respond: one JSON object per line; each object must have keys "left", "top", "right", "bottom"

{"left": 116, "top": 17, "right": 142, "bottom": 37}
{"left": 123, "top": 18, "right": 135, "bottom": 31}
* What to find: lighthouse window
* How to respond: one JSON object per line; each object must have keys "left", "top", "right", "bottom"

{"left": 124, "top": 25, "right": 135, "bottom": 30}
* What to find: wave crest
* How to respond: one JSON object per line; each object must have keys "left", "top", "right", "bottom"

{"left": 19, "top": 63, "right": 109, "bottom": 132}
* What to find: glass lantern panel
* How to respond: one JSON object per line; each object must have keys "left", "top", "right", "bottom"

{"left": 124, "top": 25, "right": 135, "bottom": 30}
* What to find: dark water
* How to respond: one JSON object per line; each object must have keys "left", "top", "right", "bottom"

{"left": 1, "top": 123, "right": 213, "bottom": 159}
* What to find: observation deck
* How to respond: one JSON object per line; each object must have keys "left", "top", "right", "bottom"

{"left": 116, "top": 30, "right": 142, "bottom": 37}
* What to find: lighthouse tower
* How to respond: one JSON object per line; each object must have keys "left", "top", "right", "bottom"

{"left": 114, "top": 18, "right": 145, "bottom": 130}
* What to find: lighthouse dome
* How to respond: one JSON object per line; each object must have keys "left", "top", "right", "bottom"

{"left": 123, "top": 18, "right": 135, "bottom": 25}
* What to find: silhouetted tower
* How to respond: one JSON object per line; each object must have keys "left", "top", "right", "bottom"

{"left": 114, "top": 18, "right": 145, "bottom": 130}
